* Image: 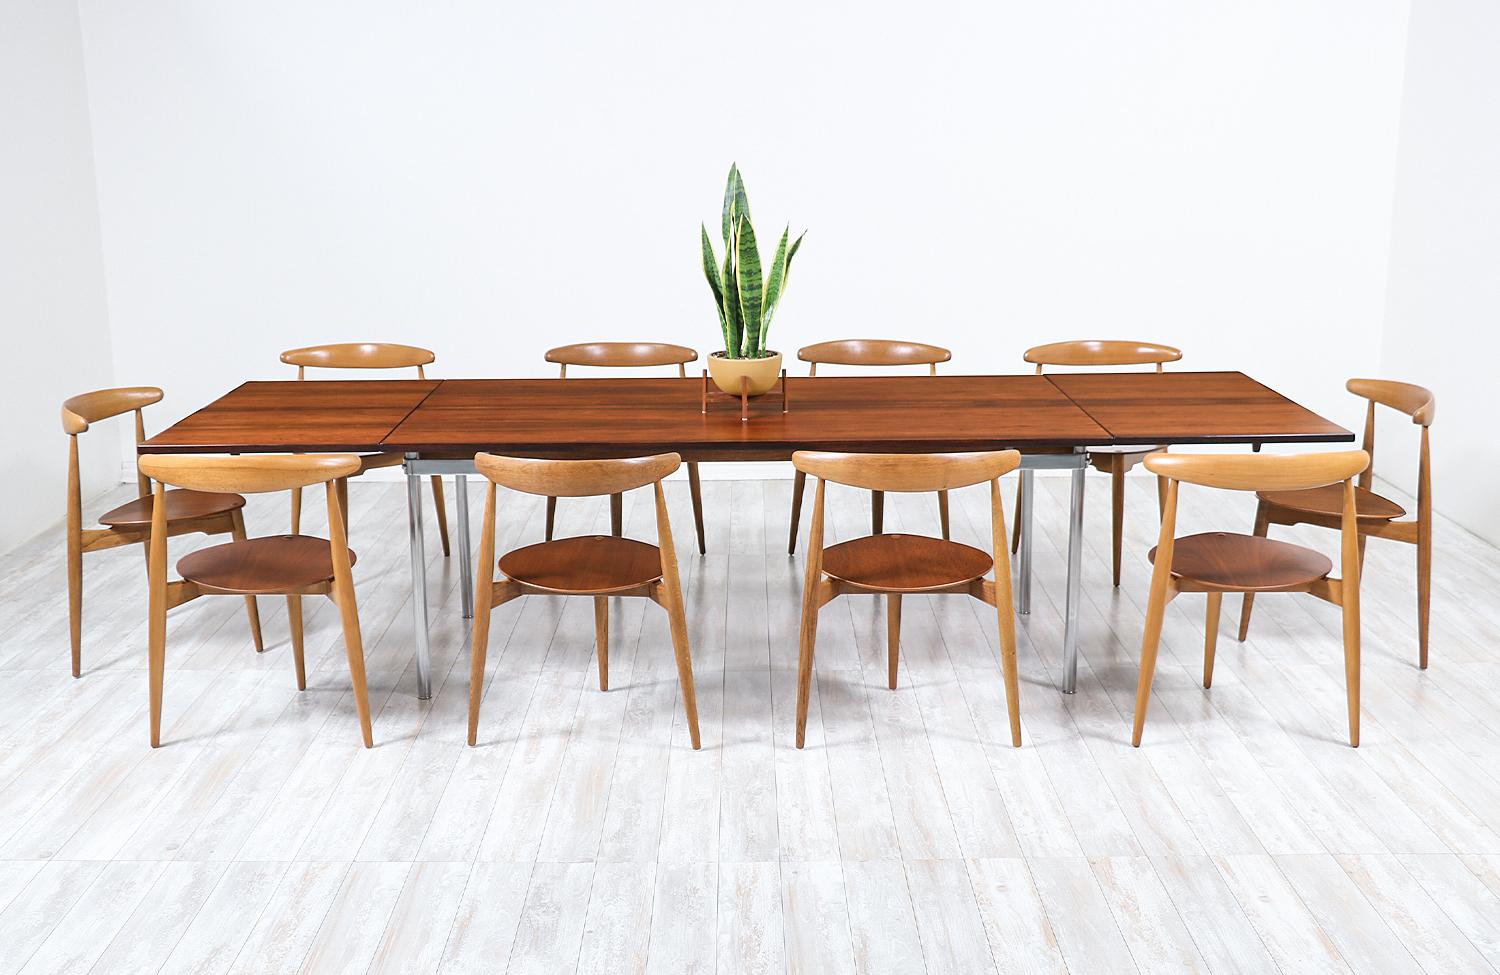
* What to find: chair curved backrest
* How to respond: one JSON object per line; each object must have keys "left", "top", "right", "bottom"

{"left": 798, "top": 339, "right": 951, "bottom": 376}
{"left": 139, "top": 454, "right": 363, "bottom": 495}
{"left": 793, "top": 450, "right": 1021, "bottom": 493}
{"left": 545, "top": 343, "right": 698, "bottom": 378}
{"left": 1024, "top": 340, "right": 1181, "bottom": 373}
{"left": 1145, "top": 450, "right": 1369, "bottom": 493}
{"left": 61, "top": 387, "right": 164, "bottom": 435}
{"left": 280, "top": 343, "right": 435, "bottom": 378}
{"left": 475, "top": 453, "right": 682, "bottom": 498}
{"left": 1346, "top": 379, "right": 1434, "bottom": 427}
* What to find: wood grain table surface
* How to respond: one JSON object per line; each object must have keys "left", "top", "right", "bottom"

{"left": 140, "top": 372, "right": 1353, "bottom": 456}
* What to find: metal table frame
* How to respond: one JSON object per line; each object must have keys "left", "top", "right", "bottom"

{"left": 403, "top": 448, "right": 1090, "bottom": 701}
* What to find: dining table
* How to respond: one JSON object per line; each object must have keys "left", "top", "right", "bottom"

{"left": 141, "top": 370, "right": 1353, "bottom": 700}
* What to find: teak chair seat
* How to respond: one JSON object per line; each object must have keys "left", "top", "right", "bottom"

{"left": 792, "top": 449, "right": 1024, "bottom": 749}
{"left": 63, "top": 386, "right": 263, "bottom": 678}
{"left": 137, "top": 454, "right": 375, "bottom": 748}
{"left": 1132, "top": 450, "right": 1369, "bottom": 749}
{"left": 280, "top": 343, "right": 450, "bottom": 557}
{"left": 468, "top": 452, "right": 700, "bottom": 749}
{"left": 789, "top": 340, "right": 955, "bottom": 553}
{"left": 1239, "top": 379, "right": 1435, "bottom": 668}
{"left": 1014, "top": 340, "right": 1183, "bottom": 586}
{"left": 543, "top": 342, "right": 707, "bottom": 555}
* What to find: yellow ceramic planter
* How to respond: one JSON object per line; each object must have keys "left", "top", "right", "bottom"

{"left": 707, "top": 351, "right": 783, "bottom": 396}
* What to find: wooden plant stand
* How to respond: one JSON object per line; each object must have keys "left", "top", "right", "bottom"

{"left": 700, "top": 369, "right": 790, "bottom": 421}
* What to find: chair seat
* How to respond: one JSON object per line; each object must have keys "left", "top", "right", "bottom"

{"left": 1088, "top": 443, "right": 1166, "bottom": 456}
{"left": 356, "top": 451, "right": 404, "bottom": 474}
{"left": 99, "top": 489, "right": 245, "bottom": 528}
{"left": 1258, "top": 483, "right": 1405, "bottom": 521}
{"left": 500, "top": 536, "right": 662, "bottom": 595}
{"left": 177, "top": 535, "right": 355, "bottom": 594}
{"left": 1150, "top": 532, "right": 1331, "bottom": 592}
{"left": 822, "top": 533, "right": 992, "bottom": 592}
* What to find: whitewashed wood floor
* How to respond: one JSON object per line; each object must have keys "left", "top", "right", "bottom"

{"left": 2, "top": 471, "right": 1500, "bottom": 974}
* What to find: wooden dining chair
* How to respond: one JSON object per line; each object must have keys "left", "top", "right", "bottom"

{"left": 543, "top": 342, "right": 707, "bottom": 554}
{"left": 280, "top": 342, "right": 450, "bottom": 556}
{"left": 137, "top": 453, "right": 374, "bottom": 748}
{"left": 791, "top": 449, "right": 1024, "bottom": 749}
{"left": 63, "top": 387, "right": 263, "bottom": 678}
{"left": 1016, "top": 340, "right": 1183, "bottom": 586}
{"left": 467, "top": 451, "right": 701, "bottom": 749}
{"left": 789, "top": 340, "right": 954, "bottom": 554}
{"left": 1238, "top": 379, "right": 1435, "bottom": 668}
{"left": 1132, "top": 450, "right": 1369, "bottom": 748}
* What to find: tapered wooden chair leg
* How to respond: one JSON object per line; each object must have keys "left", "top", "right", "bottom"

{"left": 429, "top": 476, "right": 451, "bottom": 557}
{"left": 467, "top": 588, "right": 494, "bottom": 747}
{"left": 1417, "top": 528, "right": 1431, "bottom": 670}
{"left": 663, "top": 587, "right": 701, "bottom": 750}
{"left": 332, "top": 592, "right": 373, "bottom": 748}
{"left": 997, "top": 597, "right": 1022, "bottom": 748}
{"left": 1344, "top": 618, "right": 1361, "bottom": 747}
{"left": 287, "top": 595, "right": 306, "bottom": 691}
{"left": 886, "top": 593, "right": 901, "bottom": 690}
{"left": 610, "top": 493, "right": 624, "bottom": 537}
{"left": 1011, "top": 478, "right": 1024, "bottom": 553}
{"left": 871, "top": 490, "right": 884, "bottom": 535}
{"left": 147, "top": 492, "right": 169, "bottom": 748}
{"left": 289, "top": 486, "right": 302, "bottom": 534}
{"left": 1132, "top": 597, "right": 1166, "bottom": 747}
{"left": 937, "top": 490, "right": 951, "bottom": 540}
{"left": 545, "top": 496, "right": 557, "bottom": 542}
{"left": 1237, "top": 500, "right": 1270, "bottom": 642}
{"left": 230, "top": 509, "right": 265, "bottom": 652}
{"left": 1111, "top": 457, "right": 1126, "bottom": 587}
{"left": 67, "top": 536, "right": 83, "bottom": 678}
{"left": 795, "top": 598, "right": 821, "bottom": 749}
{"left": 788, "top": 470, "right": 807, "bottom": 554}
{"left": 1203, "top": 591, "right": 1222, "bottom": 688}
{"left": 594, "top": 596, "right": 609, "bottom": 691}
{"left": 687, "top": 462, "right": 706, "bottom": 555}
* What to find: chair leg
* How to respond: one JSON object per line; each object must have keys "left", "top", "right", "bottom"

{"left": 330, "top": 586, "right": 373, "bottom": 748}
{"left": 1132, "top": 582, "right": 1170, "bottom": 748}
{"left": 795, "top": 590, "right": 822, "bottom": 750}
{"left": 290, "top": 486, "right": 302, "bottom": 534}
{"left": 148, "top": 576, "right": 167, "bottom": 750}
{"left": 67, "top": 533, "right": 83, "bottom": 678}
{"left": 545, "top": 496, "right": 557, "bottom": 542}
{"left": 662, "top": 580, "right": 701, "bottom": 750}
{"left": 1203, "top": 592, "right": 1222, "bottom": 688}
{"left": 1011, "top": 478, "right": 1024, "bottom": 554}
{"left": 467, "top": 586, "right": 495, "bottom": 748}
{"left": 429, "top": 476, "right": 451, "bottom": 557}
{"left": 937, "top": 490, "right": 951, "bottom": 541}
{"left": 871, "top": 490, "right": 885, "bottom": 535}
{"left": 687, "top": 462, "right": 706, "bottom": 555}
{"left": 230, "top": 509, "right": 264, "bottom": 652}
{"left": 1343, "top": 592, "right": 1361, "bottom": 748}
{"left": 285, "top": 595, "right": 307, "bottom": 690}
{"left": 1111, "top": 456, "right": 1126, "bottom": 587}
{"left": 788, "top": 470, "right": 807, "bottom": 555}
{"left": 1237, "top": 500, "right": 1269, "bottom": 642}
{"left": 1417, "top": 527, "right": 1431, "bottom": 670}
{"left": 886, "top": 594, "right": 901, "bottom": 690}
{"left": 610, "top": 493, "right": 624, "bottom": 538}
{"left": 594, "top": 596, "right": 609, "bottom": 691}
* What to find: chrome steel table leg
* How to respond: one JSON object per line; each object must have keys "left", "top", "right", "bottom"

{"left": 406, "top": 454, "right": 432, "bottom": 700}
{"left": 456, "top": 474, "right": 473, "bottom": 620}
{"left": 1017, "top": 468, "right": 1034, "bottom": 615}
{"left": 1062, "top": 456, "right": 1086, "bottom": 694}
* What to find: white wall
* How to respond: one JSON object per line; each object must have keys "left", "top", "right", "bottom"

{"left": 1378, "top": 0, "right": 1500, "bottom": 545}
{"left": 76, "top": 0, "right": 1408, "bottom": 452}
{"left": 0, "top": 0, "right": 116, "bottom": 554}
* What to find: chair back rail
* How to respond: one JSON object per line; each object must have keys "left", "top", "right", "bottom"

{"left": 476, "top": 452, "right": 682, "bottom": 498}
{"left": 1024, "top": 340, "right": 1182, "bottom": 372}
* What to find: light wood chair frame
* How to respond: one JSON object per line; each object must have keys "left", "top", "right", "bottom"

{"left": 138, "top": 454, "right": 374, "bottom": 748}
{"left": 63, "top": 387, "right": 263, "bottom": 678}
{"left": 280, "top": 342, "right": 450, "bottom": 557}
{"left": 467, "top": 451, "right": 701, "bottom": 749}
{"left": 1015, "top": 340, "right": 1184, "bottom": 586}
{"left": 792, "top": 449, "right": 1024, "bottom": 749}
{"left": 543, "top": 342, "right": 707, "bottom": 555}
{"left": 789, "top": 340, "right": 956, "bottom": 553}
{"left": 1133, "top": 450, "right": 1369, "bottom": 748}
{"left": 1238, "top": 379, "right": 1435, "bottom": 668}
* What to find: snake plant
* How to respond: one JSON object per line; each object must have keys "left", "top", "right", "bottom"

{"left": 701, "top": 164, "right": 805, "bottom": 359}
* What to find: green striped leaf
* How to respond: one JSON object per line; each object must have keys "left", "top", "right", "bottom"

{"left": 701, "top": 224, "right": 730, "bottom": 351}
{"left": 736, "top": 214, "right": 764, "bottom": 356}
{"left": 759, "top": 226, "right": 791, "bottom": 351}
{"left": 721, "top": 163, "right": 738, "bottom": 244}
{"left": 722, "top": 227, "right": 742, "bottom": 357}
